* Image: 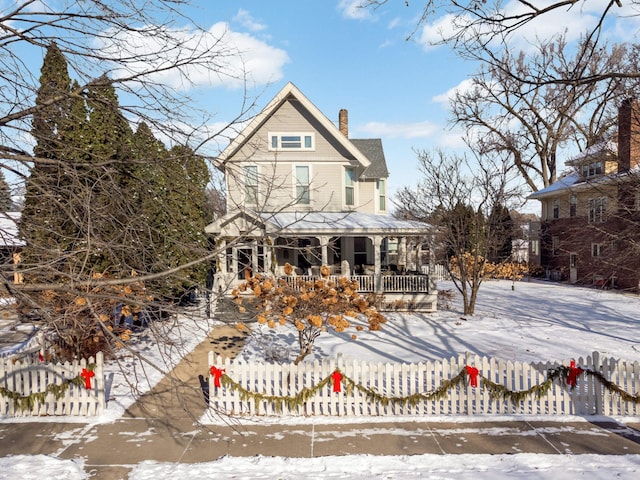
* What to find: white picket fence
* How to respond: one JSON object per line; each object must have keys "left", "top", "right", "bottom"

{"left": 208, "top": 351, "right": 640, "bottom": 417}
{"left": 0, "top": 352, "right": 105, "bottom": 416}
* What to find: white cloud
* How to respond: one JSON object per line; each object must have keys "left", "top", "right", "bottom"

{"left": 95, "top": 22, "right": 289, "bottom": 91}
{"left": 358, "top": 120, "right": 439, "bottom": 139}
{"left": 432, "top": 78, "right": 477, "bottom": 106}
{"left": 233, "top": 9, "right": 266, "bottom": 32}
{"left": 338, "top": 0, "right": 372, "bottom": 20}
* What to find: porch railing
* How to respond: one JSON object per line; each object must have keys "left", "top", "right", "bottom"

{"left": 278, "top": 274, "right": 430, "bottom": 294}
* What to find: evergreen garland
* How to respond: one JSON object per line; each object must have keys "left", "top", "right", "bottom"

{"left": 212, "top": 364, "right": 640, "bottom": 410}
{"left": 0, "top": 364, "right": 96, "bottom": 412}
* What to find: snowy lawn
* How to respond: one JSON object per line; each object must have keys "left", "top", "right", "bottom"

{"left": 239, "top": 279, "right": 640, "bottom": 365}
{"left": 2, "top": 279, "right": 640, "bottom": 479}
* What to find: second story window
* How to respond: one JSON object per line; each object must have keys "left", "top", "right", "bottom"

{"left": 377, "top": 178, "right": 386, "bottom": 211}
{"left": 588, "top": 197, "right": 607, "bottom": 223}
{"left": 295, "top": 165, "right": 310, "bottom": 205}
{"left": 552, "top": 199, "right": 559, "bottom": 219}
{"left": 269, "top": 132, "right": 314, "bottom": 151}
{"left": 244, "top": 165, "right": 258, "bottom": 205}
{"left": 345, "top": 167, "right": 355, "bottom": 206}
{"left": 570, "top": 195, "right": 577, "bottom": 217}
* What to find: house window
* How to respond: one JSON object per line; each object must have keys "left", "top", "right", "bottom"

{"left": 377, "top": 178, "right": 386, "bottom": 211}
{"left": 269, "top": 132, "right": 314, "bottom": 151}
{"left": 295, "top": 165, "right": 310, "bottom": 205}
{"left": 530, "top": 239, "right": 540, "bottom": 256}
{"left": 552, "top": 199, "right": 559, "bottom": 219}
{"left": 244, "top": 165, "right": 258, "bottom": 205}
{"left": 581, "top": 161, "right": 603, "bottom": 178}
{"left": 592, "top": 243, "right": 602, "bottom": 257}
{"left": 569, "top": 195, "right": 577, "bottom": 217}
{"left": 345, "top": 167, "right": 355, "bottom": 206}
{"left": 552, "top": 236, "right": 559, "bottom": 256}
{"left": 588, "top": 197, "right": 607, "bottom": 223}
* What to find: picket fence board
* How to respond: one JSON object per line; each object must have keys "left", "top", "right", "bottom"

{"left": 209, "top": 351, "right": 640, "bottom": 417}
{"left": 0, "top": 352, "right": 105, "bottom": 417}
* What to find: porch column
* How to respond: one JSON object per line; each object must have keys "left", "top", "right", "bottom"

{"left": 319, "top": 235, "right": 330, "bottom": 267}
{"left": 266, "top": 236, "right": 275, "bottom": 274}
{"left": 371, "top": 236, "right": 383, "bottom": 293}
{"left": 398, "top": 237, "right": 407, "bottom": 272}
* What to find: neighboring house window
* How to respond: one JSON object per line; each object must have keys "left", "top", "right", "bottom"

{"left": 552, "top": 236, "right": 559, "bottom": 256}
{"left": 588, "top": 197, "right": 607, "bottom": 223}
{"left": 269, "top": 132, "right": 314, "bottom": 151}
{"left": 378, "top": 178, "right": 386, "bottom": 211}
{"left": 569, "top": 195, "right": 577, "bottom": 217}
{"left": 592, "top": 243, "right": 602, "bottom": 257}
{"left": 530, "top": 239, "right": 540, "bottom": 256}
{"left": 295, "top": 165, "right": 310, "bottom": 204}
{"left": 552, "top": 199, "right": 559, "bottom": 219}
{"left": 345, "top": 167, "right": 355, "bottom": 206}
{"left": 610, "top": 239, "right": 617, "bottom": 251}
{"left": 244, "top": 165, "right": 258, "bottom": 205}
{"left": 581, "top": 161, "right": 602, "bottom": 178}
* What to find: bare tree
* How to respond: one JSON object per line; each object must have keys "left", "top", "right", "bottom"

{"left": 450, "top": 36, "right": 633, "bottom": 192}
{"left": 395, "top": 150, "right": 521, "bottom": 314}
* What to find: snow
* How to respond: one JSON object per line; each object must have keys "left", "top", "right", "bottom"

{"left": 1, "top": 279, "right": 640, "bottom": 478}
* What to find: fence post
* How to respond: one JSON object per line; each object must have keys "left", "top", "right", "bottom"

{"left": 593, "top": 351, "right": 603, "bottom": 415}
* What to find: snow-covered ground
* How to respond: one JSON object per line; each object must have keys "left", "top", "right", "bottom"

{"left": 1, "top": 279, "right": 640, "bottom": 479}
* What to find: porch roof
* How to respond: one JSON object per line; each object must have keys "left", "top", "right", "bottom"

{"left": 259, "top": 211, "right": 430, "bottom": 237}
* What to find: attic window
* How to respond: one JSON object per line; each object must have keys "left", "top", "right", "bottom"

{"left": 581, "top": 161, "right": 602, "bottom": 177}
{"left": 269, "top": 132, "right": 314, "bottom": 151}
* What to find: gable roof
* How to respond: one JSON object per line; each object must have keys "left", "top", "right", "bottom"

{"left": 351, "top": 139, "right": 389, "bottom": 179}
{"left": 216, "top": 82, "right": 371, "bottom": 169}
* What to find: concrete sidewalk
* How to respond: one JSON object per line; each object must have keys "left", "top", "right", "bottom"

{"left": 1, "top": 325, "right": 640, "bottom": 479}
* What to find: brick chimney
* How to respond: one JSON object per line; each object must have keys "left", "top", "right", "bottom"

{"left": 339, "top": 109, "right": 348, "bottom": 138}
{"left": 617, "top": 98, "right": 640, "bottom": 172}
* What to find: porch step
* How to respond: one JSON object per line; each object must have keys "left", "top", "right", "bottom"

{"left": 213, "top": 297, "right": 259, "bottom": 324}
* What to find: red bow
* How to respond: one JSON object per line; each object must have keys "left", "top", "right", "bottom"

{"left": 566, "top": 360, "right": 583, "bottom": 388}
{"left": 465, "top": 365, "right": 479, "bottom": 388}
{"left": 80, "top": 368, "right": 95, "bottom": 390}
{"left": 331, "top": 370, "right": 343, "bottom": 393}
{"left": 210, "top": 366, "right": 225, "bottom": 388}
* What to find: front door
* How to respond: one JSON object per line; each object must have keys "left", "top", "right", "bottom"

{"left": 569, "top": 253, "right": 578, "bottom": 283}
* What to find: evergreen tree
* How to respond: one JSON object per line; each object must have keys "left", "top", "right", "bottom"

{"left": 20, "top": 43, "right": 76, "bottom": 281}
{"left": 487, "top": 204, "right": 515, "bottom": 263}
{"left": 0, "top": 171, "right": 12, "bottom": 211}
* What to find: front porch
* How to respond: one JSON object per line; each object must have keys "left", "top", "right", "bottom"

{"left": 206, "top": 211, "right": 437, "bottom": 312}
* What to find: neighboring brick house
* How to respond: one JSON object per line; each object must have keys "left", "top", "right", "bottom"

{"left": 205, "top": 82, "right": 437, "bottom": 311}
{"left": 528, "top": 99, "right": 640, "bottom": 291}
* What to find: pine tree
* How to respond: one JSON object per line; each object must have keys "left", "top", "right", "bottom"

{"left": 0, "top": 171, "right": 12, "bottom": 211}
{"left": 20, "top": 43, "right": 76, "bottom": 281}
{"left": 487, "top": 204, "right": 515, "bottom": 263}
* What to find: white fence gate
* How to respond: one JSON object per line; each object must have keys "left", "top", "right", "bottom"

{"left": 208, "top": 351, "right": 639, "bottom": 417}
{"left": 0, "top": 352, "right": 105, "bottom": 416}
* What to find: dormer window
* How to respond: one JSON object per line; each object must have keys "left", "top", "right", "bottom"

{"left": 269, "top": 132, "right": 314, "bottom": 151}
{"left": 581, "top": 161, "right": 602, "bottom": 178}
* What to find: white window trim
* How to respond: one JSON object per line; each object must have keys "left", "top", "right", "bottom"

{"left": 377, "top": 178, "right": 387, "bottom": 213}
{"left": 588, "top": 197, "right": 607, "bottom": 223}
{"left": 293, "top": 164, "right": 312, "bottom": 205}
{"left": 244, "top": 165, "right": 259, "bottom": 206}
{"left": 269, "top": 132, "right": 315, "bottom": 151}
{"left": 344, "top": 166, "right": 357, "bottom": 208}
{"left": 591, "top": 243, "right": 602, "bottom": 257}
